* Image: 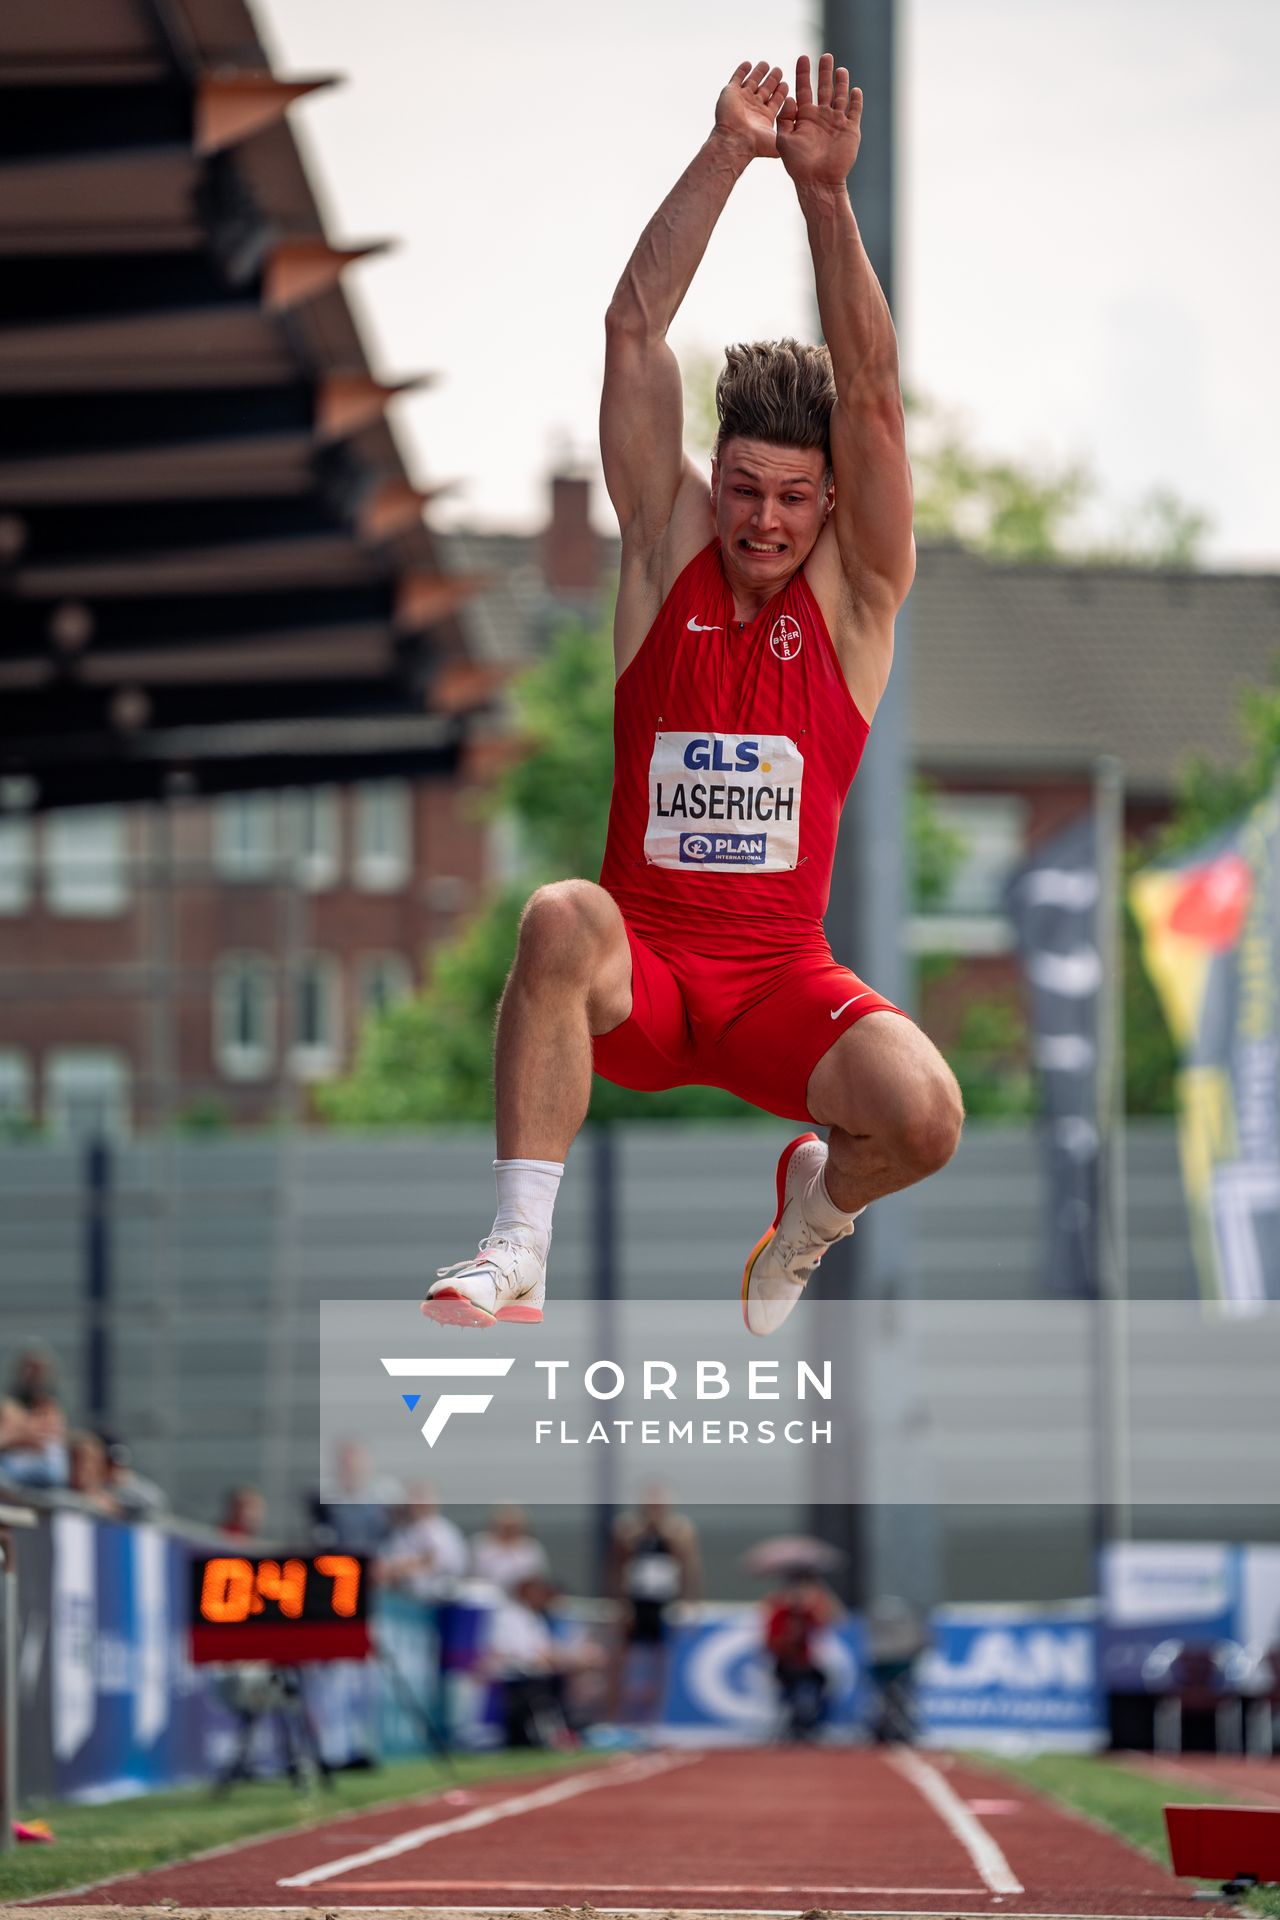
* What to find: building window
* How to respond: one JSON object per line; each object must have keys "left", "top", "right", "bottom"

{"left": 214, "top": 953, "right": 276, "bottom": 1081}
{"left": 0, "top": 817, "right": 34, "bottom": 915}
{"left": 0, "top": 1050, "right": 32, "bottom": 1134}
{"left": 359, "top": 952, "right": 413, "bottom": 1020}
{"left": 354, "top": 781, "right": 411, "bottom": 891}
{"left": 43, "top": 809, "right": 129, "bottom": 916}
{"left": 291, "top": 954, "right": 340, "bottom": 1081}
{"left": 283, "top": 786, "right": 340, "bottom": 890}
{"left": 45, "top": 1049, "right": 132, "bottom": 1140}
{"left": 910, "top": 793, "right": 1027, "bottom": 955}
{"left": 213, "top": 792, "right": 278, "bottom": 881}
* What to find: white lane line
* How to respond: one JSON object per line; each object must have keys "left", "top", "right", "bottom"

{"left": 887, "top": 1748, "right": 1024, "bottom": 1896}
{"left": 276, "top": 1750, "right": 698, "bottom": 1889}
{"left": 336, "top": 1883, "right": 988, "bottom": 1896}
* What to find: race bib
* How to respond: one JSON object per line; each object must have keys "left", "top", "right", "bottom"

{"left": 644, "top": 730, "right": 803, "bottom": 874}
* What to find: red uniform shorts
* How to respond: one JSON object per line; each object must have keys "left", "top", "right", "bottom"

{"left": 592, "top": 919, "right": 904, "bottom": 1124}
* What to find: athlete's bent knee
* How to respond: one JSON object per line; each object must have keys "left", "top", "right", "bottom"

{"left": 518, "top": 880, "right": 620, "bottom": 980}
{"left": 898, "top": 1069, "right": 964, "bottom": 1179}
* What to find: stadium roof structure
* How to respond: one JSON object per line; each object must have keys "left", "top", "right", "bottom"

{"left": 0, "top": 0, "right": 495, "bottom": 810}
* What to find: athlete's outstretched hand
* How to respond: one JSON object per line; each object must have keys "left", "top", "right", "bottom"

{"left": 715, "top": 61, "right": 789, "bottom": 160}
{"left": 777, "top": 53, "right": 862, "bottom": 186}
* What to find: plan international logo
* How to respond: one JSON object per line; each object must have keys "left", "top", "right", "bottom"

{"left": 381, "top": 1353, "right": 833, "bottom": 1451}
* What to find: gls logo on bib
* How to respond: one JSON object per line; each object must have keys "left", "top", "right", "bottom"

{"left": 645, "top": 731, "right": 804, "bottom": 873}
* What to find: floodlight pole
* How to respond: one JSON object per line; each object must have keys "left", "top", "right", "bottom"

{"left": 1094, "top": 755, "right": 1131, "bottom": 1539}
{"left": 815, "top": 0, "right": 935, "bottom": 1612}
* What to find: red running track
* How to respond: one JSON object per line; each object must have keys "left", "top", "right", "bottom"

{"left": 26, "top": 1747, "right": 1236, "bottom": 1916}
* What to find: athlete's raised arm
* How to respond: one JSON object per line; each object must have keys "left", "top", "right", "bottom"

{"left": 778, "top": 54, "right": 914, "bottom": 713}
{"left": 602, "top": 62, "right": 787, "bottom": 673}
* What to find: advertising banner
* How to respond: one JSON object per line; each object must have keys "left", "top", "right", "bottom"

{"left": 1100, "top": 1540, "right": 1280, "bottom": 1695}
{"left": 1006, "top": 812, "right": 1103, "bottom": 1297}
{"left": 51, "top": 1514, "right": 208, "bottom": 1799}
{"left": 1131, "top": 780, "right": 1280, "bottom": 1305}
{"left": 14, "top": 1509, "right": 54, "bottom": 1802}
{"left": 659, "top": 1606, "right": 866, "bottom": 1742}
{"left": 918, "top": 1603, "right": 1104, "bottom": 1752}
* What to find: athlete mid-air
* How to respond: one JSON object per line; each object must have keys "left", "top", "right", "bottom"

{"left": 425, "top": 54, "right": 964, "bottom": 1336}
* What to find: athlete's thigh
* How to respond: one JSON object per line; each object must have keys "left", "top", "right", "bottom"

{"left": 709, "top": 953, "right": 904, "bottom": 1123}
{"left": 591, "top": 922, "right": 695, "bottom": 1091}
{"left": 805, "top": 1005, "right": 955, "bottom": 1135}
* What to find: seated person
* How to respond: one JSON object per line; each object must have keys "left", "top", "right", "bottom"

{"left": 0, "top": 1392, "right": 69, "bottom": 1489}
{"left": 483, "top": 1575, "right": 600, "bottom": 1748}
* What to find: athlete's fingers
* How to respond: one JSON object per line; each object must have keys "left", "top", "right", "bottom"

{"left": 759, "top": 64, "right": 784, "bottom": 101}
{"left": 794, "top": 54, "right": 813, "bottom": 106}
{"left": 765, "top": 78, "right": 789, "bottom": 116}
{"left": 846, "top": 85, "right": 863, "bottom": 123}
{"left": 745, "top": 60, "right": 770, "bottom": 92}
{"left": 832, "top": 65, "right": 850, "bottom": 111}
{"left": 730, "top": 60, "right": 752, "bottom": 86}
{"left": 817, "top": 51, "right": 834, "bottom": 107}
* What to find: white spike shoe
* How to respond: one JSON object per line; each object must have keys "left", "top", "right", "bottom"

{"left": 741, "top": 1134, "right": 853, "bottom": 1337}
{"left": 423, "top": 1235, "right": 547, "bottom": 1327}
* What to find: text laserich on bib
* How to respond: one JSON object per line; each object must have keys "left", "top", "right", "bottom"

{"left": 599, "top": 540, "right": 869, "bottom": 961}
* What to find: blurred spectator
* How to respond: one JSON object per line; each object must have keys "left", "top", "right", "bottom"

{"left": 8, "top": 1346, "right": 58, "bottom": 1410}
{"left": 763, "top": 1569, "right": 843, "bottom": 1741}
{"left": 484, "top": 1574, "right": 602, "bottom": 1748}
{"left": 220, "top": 1485, "right": 267, "bottom": 1538}
{"left": 376, "top": 1485, "right": 468, "bottom": 1601}
{"left": 608, "top": 1486, "right": 700, "bottom": 1723}
{"left": 471, "top": 1505, "right": 549, "bottom": 1593}
{"left": 0, "top": 1392, "right": 69, "bottom": 1489}
{"left": 864, "top": 1595, "right": 928, "bottom": 1744}
{"left": 67, "top": 1430, "right": 121, "bottom": 1516}
{"left": 97, "top": 1431, "right": 167, "bottom": 1520}
{"left": 311, "top": 1439, "right": 395, "bottom": 1555}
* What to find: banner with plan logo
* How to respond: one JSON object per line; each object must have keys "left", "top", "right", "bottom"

{"left": 1131, "top": 779, "right": 1280, "bottom": 1306}
{"left": 918, "top": 1603, "right": 1104, "bottom": 1752}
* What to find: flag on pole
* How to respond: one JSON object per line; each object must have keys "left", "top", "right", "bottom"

{"left": 1005, "top": 812, "right": 1104, "bottom": 1298}
{"left": 1130, "top": 779, "right": 1280, "bottom": 1306}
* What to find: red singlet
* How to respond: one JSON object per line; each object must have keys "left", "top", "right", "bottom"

{"left": 594, "top": 540, "right": 902, "bottom": 1122}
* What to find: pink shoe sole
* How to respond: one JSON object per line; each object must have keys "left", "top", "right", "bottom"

{"left": 420, "top": 1290, "right": 544, "bottom": 1327}
{"left": 420, "top": 1289, "right": 496, "bottom": 1328}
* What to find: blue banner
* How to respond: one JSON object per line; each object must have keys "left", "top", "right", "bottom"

{"left": 918, "top": 1604, "right": 1104, "bottom": 1752}
{"left": 660, "top": 1605, "right": 866, "bottom": 1740}
{"left": 51, "top": 1514, "right": 209, "bottom": 1798}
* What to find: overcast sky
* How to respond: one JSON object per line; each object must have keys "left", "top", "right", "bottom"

{"left": 255, "top": 0, "right": 1278, "bottom": 567}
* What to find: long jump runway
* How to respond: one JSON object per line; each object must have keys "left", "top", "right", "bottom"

{"left": 25, "top": 1748, "right": 1232, "bottom": 1917}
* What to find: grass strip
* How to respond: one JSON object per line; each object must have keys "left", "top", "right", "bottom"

{"left": 0, "top": 1747, "right": 599, "bottom": 1904}
{"left": 975, "top": 1750, "right": 1280, "bottom": 1915}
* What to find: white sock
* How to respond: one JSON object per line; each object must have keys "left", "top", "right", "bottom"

{"left": 800, "top": 1163, "right": 865, "bottom": 1241}
{"left": 491, "top": 1158, "right": 563, "bottom": 1262}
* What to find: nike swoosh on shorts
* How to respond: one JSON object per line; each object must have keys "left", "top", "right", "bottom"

{"left": 830, "top": 993, "right": 872, "bottom": 1019}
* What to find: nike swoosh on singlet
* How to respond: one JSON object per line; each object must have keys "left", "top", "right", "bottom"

{"left": 830, "top": 993, "right": 872, "bottom": 1019}
{"left": 686, "top": 616, "right": 721, "bottom": 633}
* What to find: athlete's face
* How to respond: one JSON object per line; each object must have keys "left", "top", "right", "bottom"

{"left": 711, "top": 438, "right": 833, "bottom": 588}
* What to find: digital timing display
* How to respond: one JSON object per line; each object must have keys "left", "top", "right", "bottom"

{"left": 189, "top": 1553, "right": 371, "bottom": 1665}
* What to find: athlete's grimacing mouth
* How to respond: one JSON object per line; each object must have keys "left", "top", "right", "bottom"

{"left": 740, "top": 537, "right": 787, "bottom": 555}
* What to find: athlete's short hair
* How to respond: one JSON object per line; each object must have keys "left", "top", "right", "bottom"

{"left": 714, "top": 339, "right": 836, "bottom": 472}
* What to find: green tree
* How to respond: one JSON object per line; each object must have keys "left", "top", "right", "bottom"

{"left": 905, "top": 391, "right": 1211, "bottom": 569}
